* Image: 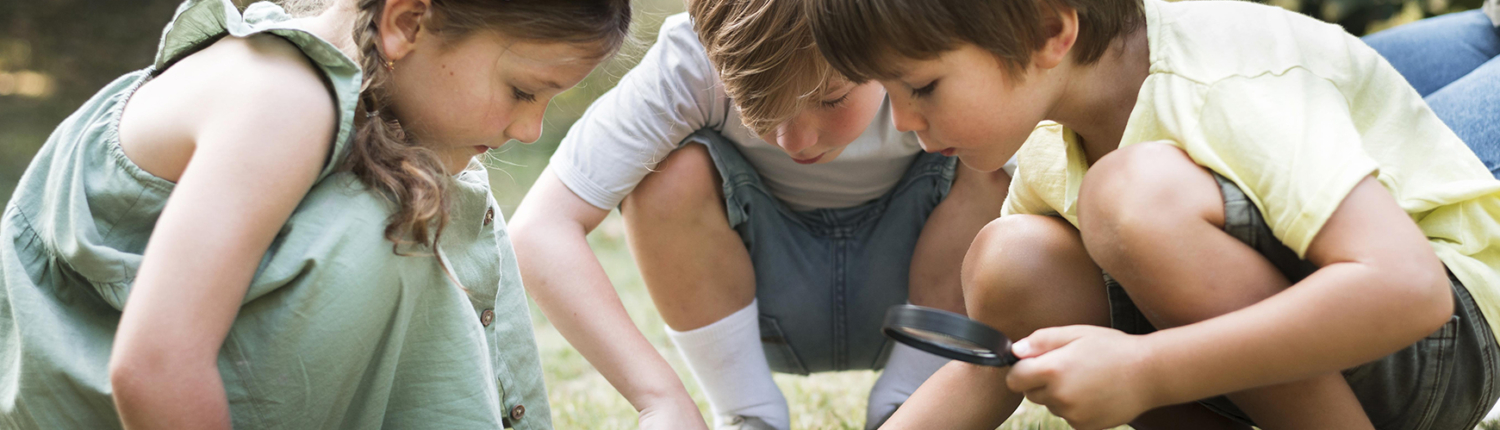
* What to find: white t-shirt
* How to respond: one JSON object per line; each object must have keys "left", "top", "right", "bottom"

{"left": 550, "top": 13, "right": 925, "bottom": 211}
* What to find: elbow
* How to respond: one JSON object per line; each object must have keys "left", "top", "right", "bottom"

{"left": 1416, "top": 270, "right": 1455, "bottom": 337}
{"left": 108, "top": 350, "right": 152, "bottom": 404}
{"left": 107, "top": 343, "right": 193, "bottom": 402}
{"left": 1386, "top": 262, "right": 1454, "bottom": 340}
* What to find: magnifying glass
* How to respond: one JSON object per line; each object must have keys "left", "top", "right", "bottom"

{"left": 882, "top": 304, "right": 1020, "bottom": 367}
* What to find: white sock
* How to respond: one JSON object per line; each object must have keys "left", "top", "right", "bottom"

{"left": 665, "top": 300, "right": 790, "bottom": 430}
{"left": 865, "top": 343, "right": 950, "bottom": 429}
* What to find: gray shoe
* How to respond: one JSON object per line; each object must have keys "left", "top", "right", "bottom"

{"left": 719, "top": 415, "right": 777, "bottom": 430}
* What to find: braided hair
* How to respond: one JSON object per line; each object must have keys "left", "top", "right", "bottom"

{"left": 340, "top": 0, "right": 631, "bottom": 255}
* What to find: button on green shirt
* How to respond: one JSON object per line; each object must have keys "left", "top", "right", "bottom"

{"left": 0, "top": 1, "right": 551, "bottom": 428}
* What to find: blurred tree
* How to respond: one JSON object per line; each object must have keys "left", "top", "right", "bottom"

{"left": 1, "top": 0, "right": 185, "bottom": 202}
{"left": 3, "top": 0, "right": 1466, "bottom": 207}
{"left": 0, "top": 0, "right": 677, "bottom": 213}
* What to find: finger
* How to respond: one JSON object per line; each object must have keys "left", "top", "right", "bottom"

{"left": 1005, "top": 356, "right": 1055, "bottom": 393}
{"left": 1022, "top": 387, "right": 1056, "bottom": 406}
{"left": 1011, "top": 325, "right": 1096, "bottom": 358}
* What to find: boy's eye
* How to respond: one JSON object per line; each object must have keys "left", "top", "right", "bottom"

{"left": 820, "top": 92, "right": 851, "bottom": 109}
{"left": 512, "top": 86, "right": 538, "bottom": 103}
{"left": 911, "top": 80, "right": 938, "bottom": 98}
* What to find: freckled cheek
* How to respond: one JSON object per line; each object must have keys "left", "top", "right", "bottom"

{"left": 833, "top": 100, "right": 883, "bottom": 147}
{"left": 822, "top": 112, "right": 863, "bottom": 148}
{"left": 475, "top": 109, "right": 514, "bottom": 139}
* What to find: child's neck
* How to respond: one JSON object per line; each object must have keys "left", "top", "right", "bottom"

{"left": 1049, "top": 24, "right": 1151, "bottom": 167}
{"left": 300, "top": 0, "right": 361, "bottom": 61}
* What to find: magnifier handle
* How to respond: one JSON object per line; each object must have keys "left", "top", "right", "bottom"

{"left": 996, "top": 349, "right": 1020, "bottom": 367}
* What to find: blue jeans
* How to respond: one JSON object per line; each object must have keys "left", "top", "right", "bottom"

{"left": 681, "top": 129, "right": 957, "bottom": 375}
{"left": 1365, "top": 10, "right": 1500, "bottom": 178}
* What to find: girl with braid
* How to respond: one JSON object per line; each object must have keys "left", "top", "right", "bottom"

{"left": 0, "top": 0, "right": 628, "bottom": 428}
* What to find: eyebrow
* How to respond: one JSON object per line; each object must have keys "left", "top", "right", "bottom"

{"left": 542, "top": 79, "right": 564, "bottom": 90}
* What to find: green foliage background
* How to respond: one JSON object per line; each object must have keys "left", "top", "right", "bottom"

{"left": 0, "top": 0, "right": 1493, "bottom": 428}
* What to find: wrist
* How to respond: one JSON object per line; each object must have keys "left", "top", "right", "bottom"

{"left": 628, "top": 374, "right": 694, "bottom": 413}
{"left": 1132, "top": 332, "right": 1181, "bottom": 410}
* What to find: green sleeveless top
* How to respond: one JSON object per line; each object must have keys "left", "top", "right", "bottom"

{"left": 0, "top": 1, "right": 551, "bottom": 428}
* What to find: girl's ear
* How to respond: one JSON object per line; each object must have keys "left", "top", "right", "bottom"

{"left": 378, "top": 0, "right": 432, "bottom": 63}
{"left": 1034, "top": 6, "right": 1079, "bottom": 70}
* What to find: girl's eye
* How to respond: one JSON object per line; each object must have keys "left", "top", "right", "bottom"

{"left": 820, "top": 92, "right": 851, "bottom": 109}
{"left": 911, "top": 80, "right": 938, "bottom": 98}
{"left": 512, "top": 86, "right": 537, "bottom": 103}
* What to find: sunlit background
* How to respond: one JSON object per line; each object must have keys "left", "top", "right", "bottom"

{"left": 1, "top": 0, "right": 1493, "bottom": 428}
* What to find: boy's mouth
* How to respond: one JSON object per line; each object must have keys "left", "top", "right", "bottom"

{"left": 792, "top": 153, "right": 824, "bottom": 164}
{"left": 940, "top": 148, "right": 957, "bottom": 157}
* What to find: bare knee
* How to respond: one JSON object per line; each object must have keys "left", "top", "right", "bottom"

{"left": 621, "top": 144, "right": 722, "bottom": 224}
{"left": 1078, "top": 142, "right": 1224, "bottom": 263}
{"left": 962, "top": 215, "right": 1107, "bottom": 337}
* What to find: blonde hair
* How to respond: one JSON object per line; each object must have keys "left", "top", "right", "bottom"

{"left": 690, "top": 0, "right": 839, "bottom": 136}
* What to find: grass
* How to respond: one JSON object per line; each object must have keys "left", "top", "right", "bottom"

{"left": 525, "top": 214, "right": 1500, "bottom": 428}
{"left": 526, "top": 213, "right": 1106, "bottom": 429}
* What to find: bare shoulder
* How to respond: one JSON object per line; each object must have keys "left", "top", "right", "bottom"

{"left": 119, "top": 33, "right": 339, "bottom": 182}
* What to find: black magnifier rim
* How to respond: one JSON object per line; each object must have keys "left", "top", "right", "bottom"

{"left": 882, "top": 305, "right": 1020, "bottom": 367}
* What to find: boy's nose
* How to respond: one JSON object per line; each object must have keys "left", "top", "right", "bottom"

{"left": 774, "top": 121, "right": 817, "bottom": 154}
{"left": 891, "top": 102, "right": 927, "bottom": 134}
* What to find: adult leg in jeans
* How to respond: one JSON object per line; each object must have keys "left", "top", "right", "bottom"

{"left": 1426, "top": 57, "right": 1500, "bottom": 177}
{"left": 1363, "top": 10, "right": 1499, "bottom": 97}
{"left": 1366, "top": 10, "right": 1500, "bottom": 177}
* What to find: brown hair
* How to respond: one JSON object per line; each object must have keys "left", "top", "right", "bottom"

{"left": 690, "top": 0, "right": 839, "bottom": 136}
{"left": 807, "top": 0, "right": 1142, "bottom": 82}
{"left": 347, "top": 0, "right": 630, "bottom": 253}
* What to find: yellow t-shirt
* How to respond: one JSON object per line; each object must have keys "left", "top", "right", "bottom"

{"left": 1003, "top": 0, "right": 1500, "bottom": 342}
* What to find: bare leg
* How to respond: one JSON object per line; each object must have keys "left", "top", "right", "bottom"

{"left": 622, "top": 144, "right": 790, "bottom": 429}
{"left": 1077, "top": 142, "right": 1374, "bottom": 430}
{"left": 885, "top": 214, "right": 1246, "bottom": 429}
{"left": 621, "top": 144, "right": 755, "bottom": 331}
{"left": 883, "top": 214, "right": 1108, "bottom": 429}
{"left": 906, "top": 165, "right": 1009, "bottom": 313}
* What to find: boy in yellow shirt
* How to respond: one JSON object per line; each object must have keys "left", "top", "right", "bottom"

{"left": 807, "top": 0, "right": 1500, "bottom": 428}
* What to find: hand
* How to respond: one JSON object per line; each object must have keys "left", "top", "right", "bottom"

{"left": 637, "top": 395, "right": 709, "bottom": 430}
{"left": 1005, "top": 325, "right": 1159, "bottom": 430}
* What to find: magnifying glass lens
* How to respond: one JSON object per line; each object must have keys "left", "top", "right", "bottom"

{"left": 882, "top": 305, "right": 1019, "bottom": 367}
{"left": 892, "top": 326, "right": 994, "bottom": 355}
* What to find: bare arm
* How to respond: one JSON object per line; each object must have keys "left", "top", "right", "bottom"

{"left": 108, "top": 36, "right": 335, "bottom": 430}
{"left": 1137, "top": 175, "right": 1452, "bottom": 405}
{"left": 509, "top": 168, "right": 705, "bottom": 427}
{"left": 1007, "top": 176, "right": 1453, "bottom": 425}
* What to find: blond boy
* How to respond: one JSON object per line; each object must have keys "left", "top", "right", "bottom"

{"left": 510, "top": 0, "right": 1010, "bottom": 428}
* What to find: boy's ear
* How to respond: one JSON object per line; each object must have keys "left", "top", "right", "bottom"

{"left": 378, "top": 0, "right": 432, "bottom": 63}
{"left": 1034, "top": 6, "right": 1080, "bottom": 70}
